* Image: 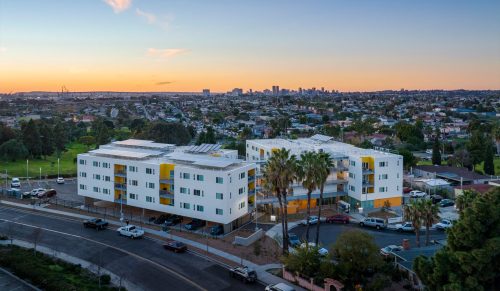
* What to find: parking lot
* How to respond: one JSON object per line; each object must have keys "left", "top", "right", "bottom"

{"left": 11, "top": 178, "right": 82, "bottom": 203}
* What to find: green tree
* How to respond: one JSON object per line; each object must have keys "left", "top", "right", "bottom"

{"left": 483, "top": 138, "right": 495, "bottom": 175}
{"left": 333, "top": 230, "right": 383, "bottom": 288}
{"left": 455, "top": 190, "right": 477, "bottom": 212}
{"left": 0, "top": 122, "right": 16, "bottom": 145}
{"left": 21, "top": 119, "right": 42, "bottom": 158}
{"left": 297, "top": 151, "right": 319, "bottom": 242}
{"left": 79, "top": 136, "right": 96, "bottom": 149}
{"left": 314, "top": 152, "right": 333, "bottom": 245}
{"left": 52, "top": 120, "right": 68, "bottom": 153}
{"left": 0, "top": 139, "right": 28, "bottom": 161}
{"left": 282, "top": 244, "right": 322, "bottom": 278}
{"left": 414, "top": 188, "right": 500, "bottom": 290}
{"left": 467, "top": 131, "right": 484, "bottom": 170}
{"left": 139, "top": 121, "right": 192, "bottom": 145}
{"left": 262, "top": 148, "right": 297, "bottom": 254}
{"left": 196, "top": 126, "right": 216, "bottom": 144}
{"left": 432, "top": 129, "right": 442, "bottom": 165}
{"left": 398, "top": 148, "right": 417, "bottom": 170}
{"left": 38, "top": 121, "right": 55, "bottom": 157}
{"left": 421, "top": 199, "right": 440, "bottom": 246}
{"left": 403, "top": 199, "right": 424, "bottom": 247}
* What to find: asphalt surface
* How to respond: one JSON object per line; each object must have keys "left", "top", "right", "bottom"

{"left": 15, "top": 179, "right": 83, "bottom": 203}
{"left": 0, "top": 205, "right": 263, "bottom": 291}
{"left": 291, "top": 221, "right": 447, "bottom": 249}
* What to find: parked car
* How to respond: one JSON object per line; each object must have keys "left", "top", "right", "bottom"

{"left": 299, "top": 215, "right": 319, "bottom": 226}
{"left": 359, "top": 218, "right": 387, "bottom": 230}
{"left": 395, "top": 222, "right": 414, "bottom": 232}
{"left": 154, "top": 214, "right": 170, "bottom": 225}
{"left": 326, "top": 214, "right": 350, "bottom": 224}
{"left": 30, "top": 188, "right": 46, "bottom": 197}
{"left": 300, "top": 242, "right": 329, "bottom": 256}
{"left": 265, "top": 283, "right": 296, "bottom": 291}
{"left": 229, "top": 266, "right": 258, "bottom": 283}
{"left": 11, "top": 178, "right": 21, "bottom": 188}
{"left": 83, "top": 218, "right": 109, "bottom": 230}
{"left": 380, "top": 245, "right": 403, "bottom": 257}
{"left": 163, "top": 240, "right": 188, "bottom": 253}
{"left": 288, "top": 233, "right": 301, "bottom": 247}
{"left": 56, "top": 177, "right": 65, "bottom": 184}
{"left": 164, "top": 215, "right": 182, "bottom": 226}
{"left": 431, "top": 195, "right": 443, "bottom": 204}
{"left": 38, "top": 189, "right": 56, "bottom": 198}
{"left": 409, "top": 190, "right": 426, "bottom": 198}
{"left": 210, "top": 225, "right": 223, "bottom": 236}
{"left": 117, "top": 225, "right": 144, "bottom": 239}
{"left": 184, "top": 219, "right": 206, "bottom": 230}
{"left": 435, "top": 219, "right": 453, "bottom": 230}
{"left": 439, "top": 199, "right": 454, "bottom": 207}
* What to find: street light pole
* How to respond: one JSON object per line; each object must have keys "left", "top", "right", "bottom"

{"left": 57, "top": 158, "right": 60, "bottom": 178}
{"left": 26, "top": 160, "right": 29, "bottom": 184}
{"left": 39, "top": 167, "right": 42, "bottom": 184}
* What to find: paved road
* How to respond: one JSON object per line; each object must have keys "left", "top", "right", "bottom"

{"left": 0, "top": 205, "right": 263, "bottom": 291}
{"left": 291, "top": 222, "right": 447, "bottom": 249}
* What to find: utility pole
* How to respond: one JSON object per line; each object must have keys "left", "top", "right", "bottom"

{"left": 57, "top": 158, "right": 60, "bottom": 178}
{"left": 26, "top": 159, "right": 29, "bottom": 185}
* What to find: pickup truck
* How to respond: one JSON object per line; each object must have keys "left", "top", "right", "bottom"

{"left": 395, "top": 222, "right": 414, "bottom": 232}
{"left": 117, "top": 225, "right": 144, "bottom": 239}
{"left": 83, "top": 218, "right": 109, "bottom": 230}
{"left": 229, "top": 266, "right": 258, "bottom": 283}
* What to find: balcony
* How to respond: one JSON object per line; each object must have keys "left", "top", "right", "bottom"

{"left": 159, "top": 190, "right": 174, "bottom": 199}
{"left": 362, "top": 181, "right": 374, "bottom": 187}
{"left": 248, "top": 189, "right": 256, "bottom": 196}
{"left": 115, "top": 171, "right": 127, "bottom": 177}
{"left": 115, "top": 183, "right": 127, "bottom": 190}
{"left": 159, "top": 178, "right": 174, "bottom": 184}
{"left": 362, "top": 168, "right": 374, "bottom": 175}
{"left": 114, "top": 198, "right": 127, "bottom": 205}
{"left": 336, "top": 165, "right": 349, "bottom": 172}
{"left": 325, "top": 179, "right": 348, "bottom": 185}
{"left": 248, "top": 175, "right": 255, "bottom": 182}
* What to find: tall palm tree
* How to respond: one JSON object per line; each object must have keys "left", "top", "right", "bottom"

{"left": 456, "top": 190, "right": 476, "bottom": 212}
{"left": 421, "top": 199, "right": 440, "bottom": 246}
{"left": 314, "top": 152, "right": 333, "bottom": 245}
{"left": 297, "top": 151, "right": 319, "bottom": 242}
{"left": 262, "top": 148, "right": 297, "bottom": 254}
{"left": 403, "top": 199, "right": 424, "bottom": 247}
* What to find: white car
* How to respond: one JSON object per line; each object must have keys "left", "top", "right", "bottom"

{"left": 11, "top": 178, "right": 21, "bottom": 188}
{"left": 395, "top": 222, "right": 414, "bottom": 232}
{"left": 299, "top": 216, "right": 319, "bottom": 226}
{"left": 300, "top": 242, "right": 329, "bottom": 256}
{"left": 117, "top": 225, "right": 144, "bottom": 239}
{"left": 380, "top": 245, "right": 403, "bottom": 256}
{"left": 265, "top": 283, "right": 296, "bottom": 291}
{"left": 435, "top": 219, "right": 453, "bottom": 230}
{"left": 409, "top": 190, "right": 426, "bottom": 198}
{"left": 31, "top": 188, "right": 46, "bottom": 197}
{"left": 56, "top": 177, "right": 65, "bottom": 184}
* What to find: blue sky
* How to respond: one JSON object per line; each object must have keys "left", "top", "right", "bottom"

{"left": 0, "top": 0, "right": 499, "bottom": 92}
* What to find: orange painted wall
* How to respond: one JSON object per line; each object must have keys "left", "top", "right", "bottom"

{"left": 374, "top": 197, "right": 402, "bottom": 208}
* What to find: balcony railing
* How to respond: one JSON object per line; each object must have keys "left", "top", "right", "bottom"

{"left": 115, "top": 183, "right": 127, "bottom": 190}
{"left": 159, "top": 190, "right": 174, "bottom": 199}
{"left": 248, "top": 175, "right": 255, "bottom": 182}
{"left": 159, "top": 178, "right": 174, "bottom": 184}
{"left": 248, "top": 189, "right": 256, "bottom": 195}
{"left": 115, "top": 171, "right": 127, "bottom": 177}
{"left": 362, "top": 168, "right": 374, "bottom": 174}
{"left": 114, "top": 198, "right": 127, "bottom": 205}
{"left": 362, "top": 181, "right": 374, "bottom": 187}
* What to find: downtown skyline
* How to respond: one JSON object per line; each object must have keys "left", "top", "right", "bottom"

{"left": 1, "top": 0, "right": 500, "bottom": 93}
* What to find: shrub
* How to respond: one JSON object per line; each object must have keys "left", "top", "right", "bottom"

{"left": 100, "top": 274, "right": 111, "bottom": 285}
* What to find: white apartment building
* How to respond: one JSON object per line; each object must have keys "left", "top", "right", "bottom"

{"left": 77, "top": 139, "right": 256, "bottom": 231}
{"left": 246, "top": 134, "right": 403, "bottom": 211}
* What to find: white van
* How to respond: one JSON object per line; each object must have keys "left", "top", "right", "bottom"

{"left": 265, "top": 283, "right": 296, "bottom": 291}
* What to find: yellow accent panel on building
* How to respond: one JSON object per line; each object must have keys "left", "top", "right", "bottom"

{"left": 114, "top": 190, "right": 124, "bottom": 200}
{"left": 160, "top": 163, "right": 175, "bottom": 179}
{"left": 288, "top": 199, "right": 317, "bottom": 210}
{"left": 114, "top": 176, "right": 125, "bottom": 183}
{"left": 248, "top": 181, "right": 255, "bottom": 190}
{"left": 248, "top": 169, "right": 256, "bottom": 176}
{"left": 114, "top": 164, "right": 126, "bottom": 172}
{"left": 159, "top": 197, "right": 171, "bottom": 205}
{"left": 374, "top": 197, "right": 402, "bottom": 208}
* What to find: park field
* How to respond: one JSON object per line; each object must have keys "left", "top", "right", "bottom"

{"left": 1, "top": 142, "right": 89, "bottom": 179}
{"left": 417, "top": 157, "right": 500, "bottom": 176}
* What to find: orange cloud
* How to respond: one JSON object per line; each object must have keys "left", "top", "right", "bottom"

{"left": 104, "top": 0, "right": 131, "bottom": 13}
{"left": 146, "top": 48, "right": 188, "bottom": 58}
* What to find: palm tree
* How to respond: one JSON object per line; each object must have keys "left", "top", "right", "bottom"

{"left": 314, "top": 152, "right": 333, "bottom": 245}
{"left": 262, "top": 148, "right": 297, "bottom": 254}
{"left": 403, "top": 199, "right": 423, "bottom": 247}
{"left": 456, "top": 190, "right": 477, "bottom": 212}
{"left": 420, "top": 199, "right": 440, "bottom": 246}
{"left": 297, "top": 151, "right": 319, "bottom": 242}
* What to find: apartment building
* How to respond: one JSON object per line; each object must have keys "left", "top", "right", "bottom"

{"left": 246, "top": 134, "right": 403, "bottom": 211}
{"left": 77, "top": 139, "right": 256, "bottom": 232}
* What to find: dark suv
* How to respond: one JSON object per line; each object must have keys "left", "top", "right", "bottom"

{"left": 164, "top": 215, "right": 182, "bottom": 226}
{"left": 184, "top": 219, "right": 206, "bottom": 230}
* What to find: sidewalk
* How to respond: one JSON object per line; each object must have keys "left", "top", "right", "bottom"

{"left": 0, "top": 199, "right": 303, "bottom": 290}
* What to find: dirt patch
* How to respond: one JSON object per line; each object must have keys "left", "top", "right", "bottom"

{"left": 368, "top": 210, "right": 398, "bottom": 220}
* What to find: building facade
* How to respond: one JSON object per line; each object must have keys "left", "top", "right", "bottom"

{"left": 77, "top": 139, "right": 256, "bottom": 231}
{"left": 246, "top": 134, "right": 403, "bottom": 210}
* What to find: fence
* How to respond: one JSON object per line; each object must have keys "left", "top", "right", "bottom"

{"left": 233, "top": 228, "right": 263, "bottom": 246}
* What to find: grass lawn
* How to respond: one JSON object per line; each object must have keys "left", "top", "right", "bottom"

{"left": 417, "top": 157, "right": 500, "bottom": 176}
{"left": 1, "top": 142, "right": 89, "bottom": 179}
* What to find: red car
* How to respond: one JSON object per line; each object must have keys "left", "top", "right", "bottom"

{"left": 163, "top": 240, "right": 188, "bottom": 253}
{"left": 326, "top": 214, "right": 350, "bottom": 224}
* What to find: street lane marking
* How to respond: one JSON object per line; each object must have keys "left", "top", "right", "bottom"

{"left": 0, "top": 218, "right": 207, "bottom": 291}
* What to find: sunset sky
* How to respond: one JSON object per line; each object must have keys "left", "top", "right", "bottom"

{"left": 0, "top": 0, "right": 499, "bottom": 93}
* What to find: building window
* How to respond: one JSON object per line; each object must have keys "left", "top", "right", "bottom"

{"left": 216, "top": 208, "right": 223, "bottom": 215}
{"left": 379, "top": 187, "right": 388, "bottom": 192}
{"left": 130, "top": 193, "right": 138, "bottom": 200}
{"left": 379, "top": 174, "right": 388, "bottom": 180}
{"left": 79, "top": 172, "right": 87, "bottom": 178}
{"left": 349, "top": 173, "right": 355, "bottom": 179}
{"left": 146, "top": 196, "right": 155, "bottom": 203}
{"left": 181, "top": 202, "right": 190, "bottom": 209}
{"left": 397, "top": 173, "right": 400, "bottom": 178}
{"left": 93, "top": 174, "right": 101, "bottom": 180}
{"left": 180, "top": 187, "right": 188, "bottom": 194}
{"left": 182, "top": 173, "right": 190, "bottom": 179}
{"left": 350, "top": 161, "right": 356, "bottom": 166}
{"left": 196, "top": 174, "right": 204, "bottom": 181}
{"left": 146, "top": 182, "right": 155, "bottom": 189}
{"left": 93, "top": 186, "right": 99, "bottom": 193}
{"left": 238, "top": 201, "right": 245, "bottom": 209}
{"left": 239, "top": 172, "right": 246, "bottom": 179}
{"left": 216, "top": 193, "right": 223, "bottom": 200}
{"left": 102, "top": 162, "right": 110, "bottom": 168}
{"left": 146, "top": 168, "right": 155, "bottom": 175}
{"left": 103, "top": 188, "right": 110, "bottom": 194}
{"left": 79, "top": 184, "right": 86, "bottom": 190}
{"left": 239, "top": 187, "right": 245, "bottom": 195}
{"left": 130, "top": 180, "right": 138, "bottom": 186}
{"left": 104, "top": 176, "right": 111, "bottom": 182}
{"left": 193, "top": 189, "right": 201, "bottom": 196}
{"left": 196, "top": 205, "right": 204, "bottom": 212}
{"left": 79, "top": 159, "right": 86, "bottom": 165}
{"left": 379, "top": 161, "right": 388, "bottom": 167}
{"left": 349, "top": 185, "right": 355, "bottom": 192}
{"left": 216, "top": 177, "right": 223, "bottom": 184}
{"left": 93, "top": 161, "right": 100, "bottom": 167}
{"left": 129, "top": 166, "right": 138, "bottom": 172}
